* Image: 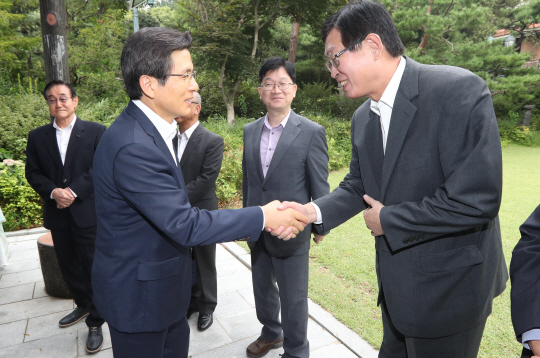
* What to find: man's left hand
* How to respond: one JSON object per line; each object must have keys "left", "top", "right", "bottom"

{"left": 363, "top": 194, "right": 385, "bottom": 236}
{"left": 313, "top": 234, "right": 325, "bottom": 244}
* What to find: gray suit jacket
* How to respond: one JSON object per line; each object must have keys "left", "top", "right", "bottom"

{"left": 243, "top": 110, "right": 330, "bottom": 257}
{"left": 314, "top": 57, "right": 508, "bottom": 338}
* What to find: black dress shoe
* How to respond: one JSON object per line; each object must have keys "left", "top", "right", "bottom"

{"left": 58, "top": 307, "right": 90, "bottom": 327}
{"left": 197, "top": 313, "right": 213, "bottom": 331}
{"left": 86, "top": 326, "right": 104, "bottom": 353}
{"left": 186, "top": 307, "right": 198, "bottom": 319}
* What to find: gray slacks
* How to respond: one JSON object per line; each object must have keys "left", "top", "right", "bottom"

{"left": 250, "top": 238, "right": 310, "bottom": 358}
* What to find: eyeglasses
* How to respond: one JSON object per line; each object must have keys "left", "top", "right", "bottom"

{"left": 326, "top": 40, "right": 362, "bottom": 72}
{"left": 260, "top": 82, "right": 294, "bottom": 91}
{"left": 191, "top": 102, "right": 199, "bottom": 105}
{"left": 168, "top": 71, "right": 197, "bottom": 81}
{"left": 47, "top": 96, "right": 72, "bottom": 105}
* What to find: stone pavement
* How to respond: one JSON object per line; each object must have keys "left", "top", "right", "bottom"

{"left": 0, "top": 228, "right": 378, "bottom": 358}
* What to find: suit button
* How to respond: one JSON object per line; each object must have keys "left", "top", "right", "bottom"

{"left": 262, "top": 187, "right": 267, "bottom": 192}
{"left": 63, "top": 179, "right": 67, "bottom": 183}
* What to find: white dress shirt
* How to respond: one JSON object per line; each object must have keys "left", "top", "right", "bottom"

{"left": 177, "top": 121, "right": 200, "bottom": 160}
{"left": 312, "top": 56, "right": 407, "bottom": 223}
{"left": 50, "top": 114, "right": 77, "bottom": 199}
{"left": 133, "top": 100, "right": 179, "bottom": 165}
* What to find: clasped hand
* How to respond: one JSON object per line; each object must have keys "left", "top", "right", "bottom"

{"left": 52, "top": 188, "right": 75, "bottom": 209}
{"left": 263, "top": 201, "right": 325, "bottom": 243}
{"left": 262, "top": 200, "right": 310, "bottom": 241}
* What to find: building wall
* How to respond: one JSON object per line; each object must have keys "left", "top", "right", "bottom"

{"left": 522, "top": 39, "right": 540, "bottom": 60}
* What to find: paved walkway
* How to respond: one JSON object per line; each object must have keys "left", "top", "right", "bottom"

{"left": 0, "top": 228, "right": 378, "bottom": 358}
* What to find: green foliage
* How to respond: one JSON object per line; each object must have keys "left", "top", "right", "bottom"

{"left": 498, "top": 111, "right": 533, "bottom": 145}
{"left": 0, "top": 94, "right": 50, "bottom": 160}
{"left": 0, "top": 161, "right": 42, "bottom": 231}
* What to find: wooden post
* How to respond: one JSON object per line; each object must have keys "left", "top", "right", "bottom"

{"left": 39, "top": 0, "right": 70, "bottom": 83}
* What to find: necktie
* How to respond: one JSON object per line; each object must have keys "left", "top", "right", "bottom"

{"left": 172, "top": 133, "right": 180, "bottom": 165}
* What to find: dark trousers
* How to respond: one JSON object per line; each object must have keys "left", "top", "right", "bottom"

{"left": 50, "top": 214, "right": 104, "bottom": 328}
{"left": 189, "top": 244, "right": 217, "bottom": 315}
{"left": 379, "top": 298, "right": 487, "bottom": 358}
{"left": 109, "top": 317, "right": 190, "bottom": 358}
{"left": 251, "top": 238, "right": 309, "bottom": 358}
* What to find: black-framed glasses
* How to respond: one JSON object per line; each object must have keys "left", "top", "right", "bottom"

{"left": 325, "top": 40, "right": 362, "bottom": 72}
{"left": 191, "top": 102, "right": 199, "bottom": 105}
{"left": 168, "top": 70, "right": 197, "bottom": 81}
{"left": 47, "top": 96, "right": 72, "bottom": 105}
{"left": 260, "top": 82, "right": 294, "bottom": 91}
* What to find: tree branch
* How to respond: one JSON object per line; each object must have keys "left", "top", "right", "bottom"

{"left": 442, "top": 37, "right": 458, "bottom": 55}
{"left": 443, "top": 0, "right": 454, "bottom": 17}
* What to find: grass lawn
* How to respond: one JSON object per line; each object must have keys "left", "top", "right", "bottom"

{"left": 306, "top": 143, "right": 540, "bottom": 357}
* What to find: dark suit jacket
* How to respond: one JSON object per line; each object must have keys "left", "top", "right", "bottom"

{"left": 510, "top": 204, "right": 540, "bottom": 357}
{"left": 314, "top": 57, "right": 507, "bottom": 338}
{"left": 243, "top": 110, "right": 330, "bottom": 257}
{"left": 92, "top": 101, "right": 263, "bottom": 333}
{"left": 180, "top": 123, "right": 224, "bottom": 211}
{"left": 25, "top": 117, "right": 106, "bottom": 230}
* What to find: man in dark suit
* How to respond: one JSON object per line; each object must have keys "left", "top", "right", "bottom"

{"left": 276, "top": 2, "right": 507, "bottom": 357}
{"left": 91, "top": 27, "right": 308, "bottom": 358}
{"left": 243, "top": 57, "right": 329, "bottom": 358}
{"left": 174, "top": 91, "right": 223, "bottom": 331}
{"left": 25, "top": 80, "right": 106, "bottom": 353}
{"left": 511, "top": 204, "right": 540, "bottom": 358}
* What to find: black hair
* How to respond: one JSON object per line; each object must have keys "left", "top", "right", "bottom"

{"left": 321, "top": 1, "right": 404, "bottom": 58}
{"left": 121, "top": 27, "right": 192, "bottom": 100}
{"left": 259, "top": 57, "right": 296, "bottom": 84}
{"left": 42, "top": 80, "right": 77, "bottom": 100}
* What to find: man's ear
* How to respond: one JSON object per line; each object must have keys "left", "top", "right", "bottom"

{"left": 139, "top": 75, "right": 156, "bottom": 99}
{"left": 194, "top": 104, "right": 201, "bottom": 115}
{"left": 365, "top": 33, "right": 383, "bottom": 59}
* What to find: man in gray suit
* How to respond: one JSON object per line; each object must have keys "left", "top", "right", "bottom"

{"left": 243, "top": 57, "right": 329, "bottom": 358}
{"left": 276, "top": 2, "right": 507, "bottom": 357}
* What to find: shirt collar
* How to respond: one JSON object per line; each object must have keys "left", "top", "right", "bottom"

{"left": 264, "top": 110, "right": 291, "bottom": 130}
{"left": 179, "top": 120, "right": 199, "bottom": 140}
{"left": 53, "top": 114, "right": 77, "bottom": 131}
{"left": 133, "top": 100, "right": 177, "bottom": 142}
{"left": 370, "top": 56, "right": 406, "bottom": 114}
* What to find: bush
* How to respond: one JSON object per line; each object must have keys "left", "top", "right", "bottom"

{"left": 0, "top": 160, "right": 43, "bottom": 231}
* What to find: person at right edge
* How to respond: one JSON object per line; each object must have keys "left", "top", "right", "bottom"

{"left": 511, "top": 204, "right": 540, "bottom": 358}
{"left": 274, "top": 2, "right": 508, "bottom": 357}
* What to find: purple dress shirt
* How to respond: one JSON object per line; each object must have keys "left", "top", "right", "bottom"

{"left": 260, "top": 113, "right": 290, "bottom": 177}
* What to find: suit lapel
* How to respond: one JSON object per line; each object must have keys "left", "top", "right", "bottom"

{"left": 365, "top": 108, "right": 384, "bottom": 191}
{"left": 44, "top": 124, "right": 63, "bottom": 169}
{"left": 126, "top": 101, "right": 179, "bottom": 174}
{"left": 250, "top": 118, "right": 265, "bottom": 182}
{"left": 180, "top": 124, "right": 203, "bottom": 168}
{"left": 263, "top": 112, "right": 300, "bottom": 183}
{"left": 63, "top": 117, "right": 84, "bottom": 169}
{"left": 380, "top": 57, "right": 419, "bottom": 201}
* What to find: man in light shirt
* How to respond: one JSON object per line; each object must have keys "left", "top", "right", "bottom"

{"left": 91, "top": 28, "right": 308, "bottom": 358}
{"left": 174, "top": 92, "right": 224, "bottom": 332}
{"left": 25, "top": 80, "right": 106, "bottom": 353}
{"left": 275, "top": 1, "right": 507, "bottom": 357}
{"left": 242, "top": 57, "right": 329, "bottom": 358}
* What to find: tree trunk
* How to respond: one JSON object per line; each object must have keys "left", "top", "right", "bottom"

{"left": 417, "top": 0, "right": 434, "bottom": 51}
{"left": 39, "top": 0, "right": 70, "bottom": 83}
{"left": 288, "top": 21, "right": 300, "bottom": 63}
{"left": 226, "top": 100, "right": 235, "bottom": 126}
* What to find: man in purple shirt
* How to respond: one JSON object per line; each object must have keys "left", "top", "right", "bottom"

{"left": 242, "top": 57, "right": 330, "bottom": 358}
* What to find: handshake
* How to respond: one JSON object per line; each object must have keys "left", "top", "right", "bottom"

{"left": 260, "top": 200, "right": 318, "bottom": 241}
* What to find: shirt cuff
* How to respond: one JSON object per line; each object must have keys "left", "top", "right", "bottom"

{"left": 259, "top": 206, "right": 265, "bottom": 231}
{"left": 50, "top": 189, "right": 56, "bottom": 199}
{"left": 311, "top": 202, "right": 323, "bottom": 224}
{"left": 522, "top": 329, "right": 540, "bottom": 350}
{"left": 68, "top": 188, "right": 77, "bottom": 198}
